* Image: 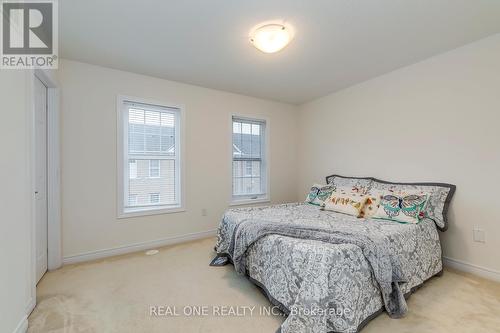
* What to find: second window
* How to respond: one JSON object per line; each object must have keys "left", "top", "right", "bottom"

{"left": 232, "top": 116, "right": 267, "bottom": 202}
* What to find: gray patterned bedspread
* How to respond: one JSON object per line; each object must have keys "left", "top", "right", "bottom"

{"left": 214, "top": 203, "right": 443, "bottom": 333}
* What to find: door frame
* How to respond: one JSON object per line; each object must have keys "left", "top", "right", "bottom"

{"left": 26, "top": 69, "right": 61, "bottom": 314}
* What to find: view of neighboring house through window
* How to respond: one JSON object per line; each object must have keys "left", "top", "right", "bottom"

{"left": 150, "top": 193, "right": 160, "bottom": 204}
{"left": 119, "top": 97, "right": 181, "bottom": 215}
{"left": 128, "top": 194, "right": 138, "bottom": 206}
{"left": 232, "top": 116, "right": 267, "bottom": 202}
{"left": 129, "top": 160, "right": 137, "bottom": 179}
{"left": 149, "top": 159, "right": 160, "bottom": 178}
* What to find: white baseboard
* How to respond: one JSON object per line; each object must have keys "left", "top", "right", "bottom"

{"left": 443, "top": 256, "right": 500, "bottom": 282}
{"left": 25, "top": 296, "right": 36, "bottom": 315}
{"left": 12, "top": 315, "right": 28, "bottom": 333}
{"left": 63, "top": 229, "right": 217, "bottom": 265}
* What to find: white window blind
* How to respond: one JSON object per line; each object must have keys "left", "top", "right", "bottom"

{"left": 149, "top": 160, "right": 160, "bottom": 178}
{"left": 119, "top": 98, "right": 182, "bottom": 216}
{"left": 232, "top": 117, "right": 267, "bottom": 201}
{"left": 129, "top": 160, "right": 137, "bottom": 179}
{"left": 150, "top": 193, "right": 160, "bottom": 204}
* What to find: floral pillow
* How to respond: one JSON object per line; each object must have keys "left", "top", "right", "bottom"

{"left": 322, "top": 186, "right": 368, "bottom": 217}
{"left": 305, "top": 184, "right": 335, "bottom": 206}
{"left": 372, "top": 189, "right": 429, "bottom": 224}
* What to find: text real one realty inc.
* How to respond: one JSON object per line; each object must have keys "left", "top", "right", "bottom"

{"left": 150, "top": 305, "right": 284, "bottom": 317}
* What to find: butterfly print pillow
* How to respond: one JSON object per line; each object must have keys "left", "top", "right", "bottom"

{"left": 305, "top": 184, "right": 335, "bottom": 206}
{"left": 372, "top": 190, "right": 429, "bottom": 224}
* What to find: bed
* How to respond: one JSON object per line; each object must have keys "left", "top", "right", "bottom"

{"left": 212, "top": 175, "right": 456, "bottom": 333}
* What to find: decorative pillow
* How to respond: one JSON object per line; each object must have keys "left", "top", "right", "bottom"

{"left": 305, "top": 184, "right": 322, "bottom": 204}
{"left": 326, "top": 175, "right": 373, "bottom": 193}
{"left": 360, "top": 190, "right": 383, "bottom": 219}
{"left": 325, "top": 175, "right": 456, "bottom": 231}
{"left": 372, "top": 190, "right": 429, "bottom": 224}
{"left": 305, "top": 184, "right": 335, "bottom": 206}
{"left": 370, "top": 181, "right": 455, "bottom": 230}
{"left": 323, "top": 186, "right": 368, "bottom": 217}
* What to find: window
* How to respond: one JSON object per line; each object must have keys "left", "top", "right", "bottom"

{"left": 232, "top": 116, "right": 267, "bottom": 203}
{"left": 150, "top": 193, "right": 160, "bottom": 204}
{"left": 118, "top": 96, "right": 182, "bottom": 217}
{"left": 129, "top": 160, "right": 137, "bottom": 179}
{"left": 149, "top": 160, "right": 160, "bottom": 178}
{"left": 128, "top": 194, "right": 138, "bottom": 206}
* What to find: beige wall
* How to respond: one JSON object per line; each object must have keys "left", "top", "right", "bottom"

{"left": 297, "top": 34, "right": 500, "bottom": 272}
{"left": 0, "top": 71, "right": 32, "bottom": 332}
{"left": 59, "top": 59, "right": 298, "bottom": 258}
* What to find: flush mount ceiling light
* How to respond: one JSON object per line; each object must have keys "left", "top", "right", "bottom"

{"left": 250, "top": 23, "right": 293, "bottom": 53}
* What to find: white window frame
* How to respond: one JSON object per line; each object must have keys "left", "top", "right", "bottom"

{"left": 230, "top": 115, "right": 270, "bottom": 206}
{"left": 148, "top": 159, "right": 161, "bottom": 178}
{"left": 117, "top": 95, "right": 185, "bottom": 218}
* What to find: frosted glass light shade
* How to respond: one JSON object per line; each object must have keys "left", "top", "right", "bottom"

{"left": 250, "top": 24, "right": 293, "bottom": 53}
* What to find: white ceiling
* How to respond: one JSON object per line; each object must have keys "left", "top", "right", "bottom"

{"left": 60, "top": 0, "right": 500, "bottom": 104}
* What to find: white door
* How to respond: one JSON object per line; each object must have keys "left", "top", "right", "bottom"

{"left": 35, "top": 77, "right": 48, "bottom": 283}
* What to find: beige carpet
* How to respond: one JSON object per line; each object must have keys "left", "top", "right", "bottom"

{"left": 29, "top": 237, "right": 500, "bottom": 333}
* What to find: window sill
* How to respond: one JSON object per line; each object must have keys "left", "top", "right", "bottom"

{"left": 230, "top": 198, "right": 270, "bottom": 207}
{"left": 118, "top": 206, "right": 185, "bottom": 219}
